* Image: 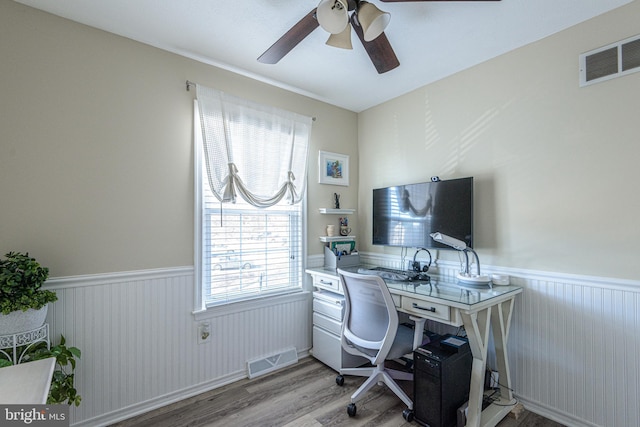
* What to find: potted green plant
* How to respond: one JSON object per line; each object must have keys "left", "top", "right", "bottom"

{"left": 30, "top": 335, "right": 82, "bottom": 406}
{"left": 0, "top": 252, "right": 58, "bottom": 335}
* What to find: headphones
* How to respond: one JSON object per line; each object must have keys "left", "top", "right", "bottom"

{"left": 412, "top": 247, "right": 432, "bottom": 272}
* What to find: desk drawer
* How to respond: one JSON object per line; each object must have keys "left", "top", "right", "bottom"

{"left": 312, "top": 326, "right": 342, "bottom": 371}
{"left": 313, "top": 296, "right": 344, "bottom": 321}
{"left": 313, "top": 275, "right": 341, "bottom": 293}
{"left": 313, "top": 312, "right": 342, "bottom": 336}
{"left": 402, "top": 296, "right": 451, "bottom": 322}
{"left": 312, "top": 326, "right": 366, "bottom": 371}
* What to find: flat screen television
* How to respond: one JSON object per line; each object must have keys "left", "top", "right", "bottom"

{"left": 372, "top": 177, "right": 473, "bottom": 249}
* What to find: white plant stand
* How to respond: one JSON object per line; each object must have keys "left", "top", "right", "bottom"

{"left": 0, "top": 323, "right": 50, "bottom": 364}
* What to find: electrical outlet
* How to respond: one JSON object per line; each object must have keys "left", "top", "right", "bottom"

{"left": 197, "top": 321, "right": 211, "bottom": 344}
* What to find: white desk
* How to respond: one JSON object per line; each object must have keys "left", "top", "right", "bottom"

{"left": 0, "top": 357, "right": 56, "bottom": 404}
{"left": 306, "top": 266, "right": 523, "bottom": 427}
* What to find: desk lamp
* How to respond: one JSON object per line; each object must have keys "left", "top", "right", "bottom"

{"left": 430, "top": 232, "right": 491, "bottom": 286}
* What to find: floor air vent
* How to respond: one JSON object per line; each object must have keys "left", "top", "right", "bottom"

{"left": 580, "top": 34, "right": 640, "bottom": 86}
{"left": 247, "top": 347, "right": 298, "bottom": 379}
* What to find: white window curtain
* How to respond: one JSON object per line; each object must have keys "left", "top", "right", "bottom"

{"left": 196, "top": 85, "right": 312, "bottom": 208}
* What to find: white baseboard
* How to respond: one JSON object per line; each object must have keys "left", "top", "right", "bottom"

{"left": 77, "top": 371, "right": 246, "bottom": 427}
{"left": 74, "top": 351, "right": 311, "bottom": 427}
{"left": 518, "top": 396, "right": 601, "bottom": 427}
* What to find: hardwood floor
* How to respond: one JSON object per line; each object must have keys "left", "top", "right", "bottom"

{"left": 110, "top": 357, "right": 564, "bottom": 427}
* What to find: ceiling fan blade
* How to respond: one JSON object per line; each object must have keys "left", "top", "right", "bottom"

{"left": 350, "top": 14, "right": 399, "bottom": 74}
{"left": 379, "top": 0, "right": 500, "bottom": 2}
{"left": 258, "top": 9, "right": 319, "bottom": 64}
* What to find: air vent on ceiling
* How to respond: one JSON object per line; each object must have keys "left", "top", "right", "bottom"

{"left": 579, "top": 34, "right": 640, "bottom": 87}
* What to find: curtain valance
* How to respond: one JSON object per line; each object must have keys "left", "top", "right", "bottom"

{"left": 196, "top": 85, "right": 312, "bottom": 207}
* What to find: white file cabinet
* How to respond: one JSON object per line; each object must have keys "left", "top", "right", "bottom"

{"left": 311, "top": 289, "right": 367, "bottom": 372}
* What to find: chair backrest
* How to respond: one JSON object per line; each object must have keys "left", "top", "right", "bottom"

{"left": 337, "top": 269, "right": 399, "bottom": 365}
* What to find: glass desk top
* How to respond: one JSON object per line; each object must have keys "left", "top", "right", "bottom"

{"left": 306, "top": 265, "right": 522, "bottom": 308}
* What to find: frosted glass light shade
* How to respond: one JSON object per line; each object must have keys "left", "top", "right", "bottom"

{"left": 317, "top": 0, "right": 349, "bottom": 34}
{"left": 358, "top": 1, "right": 390, "bottom": 41}
{"left": 326, "top": 24, "right": 352, "bottom": 49}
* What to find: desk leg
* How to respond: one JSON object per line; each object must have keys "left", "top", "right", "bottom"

{"left": 463, "top": 297, "right": 518, "bottom": 427}
{"left": 409, "top": 316, "right": 427, "bottom": 350}
{"left": 461, "top": 307, "right": 491, "bottom": 427}
{"left": 491, "top": 298, "right": 516, "bottom": 405}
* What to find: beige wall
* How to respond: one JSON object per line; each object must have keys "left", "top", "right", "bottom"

{"left": 357, "top": 0, "right": 640, "bottom": 280}
{"left": 0, "top": 0, "right": 358, "bottom": 276}
{"left": 3, "top": 0, "right": 639, "bottom": 281}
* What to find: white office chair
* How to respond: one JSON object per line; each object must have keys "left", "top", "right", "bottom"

{"left": 335, "top": 269, "right": 425, "bottom": 421}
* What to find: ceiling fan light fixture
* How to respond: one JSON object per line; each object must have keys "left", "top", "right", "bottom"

{"left": 326, "top": 24, "right": 353, "bottom": 49}
{"left": 317, "top": 0, "right": 349, "bottom": 34}
{"left": 357, "top": 1, "right": 390, "bottom": 42}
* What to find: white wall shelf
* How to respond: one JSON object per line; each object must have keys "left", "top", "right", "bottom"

{"left": 318, "top": 208, "right": 355, "bottom": 215}
{"left": 319, "top": 236, "right": 356, "bottom": 243}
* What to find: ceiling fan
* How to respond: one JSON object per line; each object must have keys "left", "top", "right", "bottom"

{"left": 257, "top": 0, "right": 501, "bottom": 74}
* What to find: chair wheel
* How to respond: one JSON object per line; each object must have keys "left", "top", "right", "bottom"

{"left": 347, "top": 403, "right": 357, "bottom": 417}
{"left": 335, "top": 375, "right": 344, "bottom": 386}
{"left": 402, "top": 409, "right": 414, "bottom": 422}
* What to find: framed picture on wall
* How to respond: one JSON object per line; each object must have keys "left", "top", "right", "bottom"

{"left": 318, "top": 151, "right": 349, "bottom": 186}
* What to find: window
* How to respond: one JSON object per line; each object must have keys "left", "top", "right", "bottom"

{"left": 193, "top": 86, "right": 311, "bottom": 309}
{"left": 201, "top": 176, "right": 304, "bottom": 306}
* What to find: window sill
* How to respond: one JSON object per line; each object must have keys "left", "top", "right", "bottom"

{"left": 192, "top": 289, "right": 310, "bottom": 321}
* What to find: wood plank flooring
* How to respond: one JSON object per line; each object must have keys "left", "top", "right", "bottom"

{"left": 110, "top": 357, "right": 564, "bottom": 427}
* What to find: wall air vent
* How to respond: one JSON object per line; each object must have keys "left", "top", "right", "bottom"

{"left": 247, "top": 347, "right": 298, "bottom": 379}
{"left": 580, "top": 34, "right": 640, "bottom": 87}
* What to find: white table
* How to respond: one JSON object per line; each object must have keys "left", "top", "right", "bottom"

{"left": 306, "top": 266, "right": 523, "bottom": 427}
{"left": 0, "top": 357, "right": 56, "bottom": 404}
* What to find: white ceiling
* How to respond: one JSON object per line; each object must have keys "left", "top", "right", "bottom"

{"left": 14, "top": 0, "right": 633, "bottom": 112}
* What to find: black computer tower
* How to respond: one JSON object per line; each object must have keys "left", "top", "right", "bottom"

{"left": 413, "top": 335, "right": 473, "bottom": 427}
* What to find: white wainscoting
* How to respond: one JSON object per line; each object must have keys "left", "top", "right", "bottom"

{"left": 351, "top": 252, "right": 640, "bottom": 427}
{"left": 43, "top": 257, "right": 639, "bottom": 427}
{"left": 510, "top": 274, "right": 640, "bottom": 427}
{"left": 44, "top": 267, "right": 312, "bottom": 426}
